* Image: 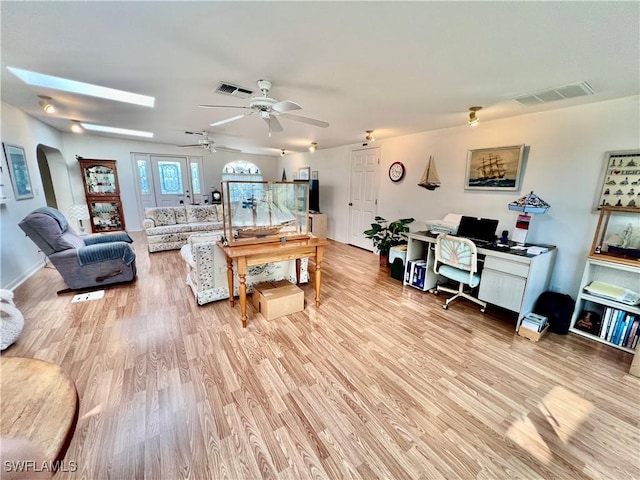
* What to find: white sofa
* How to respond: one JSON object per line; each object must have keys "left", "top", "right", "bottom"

{"left": 180, "top": 233, "right": 309, "bottom": 305}
{"left": 143, "top": 205, "right": 224, "bottom": 252}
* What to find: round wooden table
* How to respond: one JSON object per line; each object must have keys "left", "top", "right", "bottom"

{"left": 1, "top": 357, "right": 78, "bottom": 467}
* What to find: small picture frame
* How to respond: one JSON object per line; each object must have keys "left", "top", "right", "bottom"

{"left": 593, "top": 149, "right": 640, "bottom": 211}
{"left": 2, "top": 143, "right": 33, "bottom": 200}
{"left": 311, "top": 170, "right": 318, "bottom": 180}
{"left": 465, "top": 144, "right": 525, "bottom": 191}
{"left": 299, "top": 167, "right": 310, "bottom": 180}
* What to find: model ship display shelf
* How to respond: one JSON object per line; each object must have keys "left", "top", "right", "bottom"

{"left": 220, "top": 181, "right": 310, "bottom": 246}
{"left": 569, "top": 206, "right": 640, "bottom": 356}
{"left": 77, "top": 157, "right": 125, "bottom": 233}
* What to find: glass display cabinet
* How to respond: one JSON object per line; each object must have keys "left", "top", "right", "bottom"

{"left": 78, "top": 158, "right": 126, "bottom": 233}
{"left": 590, "top": 206, "right": 640, "bottom": 267}
{"left": 221, "top": 180, "right": 309, "bottom": 246}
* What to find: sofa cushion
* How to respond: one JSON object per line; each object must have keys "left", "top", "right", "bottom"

{"left": 145, "top": 207, "right": 177, "bottom": 226}
{"left": 189, "top": 232, "right": 221, "bottom": 245}
{"left": 189, "top": 221, "right": 224, "bottom": 232}
{"left": 145, "top": 224, "right": 193, "bottom": 236}
{"left": 186, "top": 205, "right": 218, "bottom": 223}
{"left": 175, "top": 207, "right": 188, "bottom": 224}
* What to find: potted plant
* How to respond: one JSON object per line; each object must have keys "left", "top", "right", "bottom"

{"left": 363, "top": 216, "right": 414, "bottom": 267}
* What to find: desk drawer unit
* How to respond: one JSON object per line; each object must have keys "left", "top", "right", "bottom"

{"left": 479, "top": 256, "right": 530, "bottom": 313}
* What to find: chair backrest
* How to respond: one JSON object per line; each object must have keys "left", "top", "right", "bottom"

{"left": 18, "top": 207, "right": 85, "bottom": 256}
{"left": 434, "top": 234, "right": 479, "bottom": 274}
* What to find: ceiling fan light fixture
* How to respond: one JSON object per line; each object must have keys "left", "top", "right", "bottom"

{"left": 309, "top": 142, "right": 318, "bottom": 152}
{"left": 70, "top": 120, "right": 83, "bottom": 133}
{"left": 468, "top": 106, "right": 482, "bottom": 126}
{"left": 365, "top": 130, "right": 375, "bottom": 142}
{"left": 38, "top": 95, "right": 55, "bottom": 113}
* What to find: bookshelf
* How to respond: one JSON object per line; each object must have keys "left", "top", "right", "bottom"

{"left": 569, "top": 258, "right": 639, "bottom": 353}
{"left": 569, "top": 207, "right": 640, "bottom": 360}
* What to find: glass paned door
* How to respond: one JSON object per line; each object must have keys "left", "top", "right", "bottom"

{"left": 150, "top": 156, "right": 189, "bottom": 206}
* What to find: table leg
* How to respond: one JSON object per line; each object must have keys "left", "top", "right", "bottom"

{"left": 238, "top": 257, "right": 248, "bottom": 328}
{"left": 226, "top": 256, "right": 235, "bottom": 307}
{"left": 315, "top": 246, "right": 324, "bottom": 307}
{"left": 295, "top": 258, "right": 301, "bottom": 285}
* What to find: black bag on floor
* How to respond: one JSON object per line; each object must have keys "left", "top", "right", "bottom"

{"left": 533, "top": 291, "right": 575, "bottom": 334}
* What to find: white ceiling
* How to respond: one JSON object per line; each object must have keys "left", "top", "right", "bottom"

{"left": 2, "top": 1, "right": 638, "bottom": 156}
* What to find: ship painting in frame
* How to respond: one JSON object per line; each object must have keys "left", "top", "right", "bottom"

{"left": 465, "top": 144, "right": 525, "bottom": 191}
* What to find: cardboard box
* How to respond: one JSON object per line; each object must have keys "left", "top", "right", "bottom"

{"left": 518, "top": 323, "right": 549, "bottom": 342}
{"left": 252, "top": 280, "right": 304, "bottom": 320}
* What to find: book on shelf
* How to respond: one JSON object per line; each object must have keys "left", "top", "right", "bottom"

{"left": 625, "top": 319, "right": 639, "bottom": 349}
{"left": 596, "top": 307, "right": 639, "bottom": 348}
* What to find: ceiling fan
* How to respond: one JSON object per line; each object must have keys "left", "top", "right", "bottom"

{"left": 199, "top": 79, "right": 329, "bottom": 136}
{"left": 178, "top": 131, "right": 241, "bottom": 153}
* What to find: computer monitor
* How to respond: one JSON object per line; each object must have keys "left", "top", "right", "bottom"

{"left": 457, "top": 216, "right": 499, "bottom": 244}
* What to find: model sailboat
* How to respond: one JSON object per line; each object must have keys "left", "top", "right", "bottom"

{"left": 418, "top": 156, "right": 441, "bottom": 190}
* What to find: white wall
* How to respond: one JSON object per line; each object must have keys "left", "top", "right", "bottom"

{"left": 1, "top": 102, "right": 66, "bottom": 289}
{"left": 279, "top": 96, "right": 640, "bottom": 297}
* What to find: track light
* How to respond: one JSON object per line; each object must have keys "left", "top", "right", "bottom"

{"left": 70, "top": 120, "right": 84, "bottom": 133}
{"left": 280, "top": 149, "right": 286, "bottom": 156}
{"left": 38, "top": 95, "right": 55, "bottom": 113}
{"left": 468, "top": 106, "right": 482, "bottom": 126}
{"left": 309, "top": 142, "right": 317, "bottom": 152}
{"left": 365, "top": 130, "right": 375, "bottom": 142}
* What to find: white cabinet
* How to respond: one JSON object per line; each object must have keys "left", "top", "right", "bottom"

{"left": 478, "top": 251, "right": 556, "bottom": 327}
{"left": 569, "top": 258, "right": 640, "bottom": 353}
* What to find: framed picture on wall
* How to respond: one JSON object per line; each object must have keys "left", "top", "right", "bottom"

{"left": 593, "top": 149, "right": 640, "bottom": 211}
{"left": 311, "top": 170, "right": 318, "bottom": 180}
{"left": 299, "top": 167, "right": 310, "bottom": 180}
{"left": 465, "top": 144, "right": 525, "bottom": 191}
{"left": 2, "top": 143, "right": 33, "bottom": 200}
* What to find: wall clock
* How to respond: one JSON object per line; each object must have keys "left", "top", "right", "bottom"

{"left": 389, "top": 162, "right": 405, "bottom": 182}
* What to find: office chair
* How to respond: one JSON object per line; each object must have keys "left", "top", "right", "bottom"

{"left": 433, "top": 234, "right": 487, "bottom": 312}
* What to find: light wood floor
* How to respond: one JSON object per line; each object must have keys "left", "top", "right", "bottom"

{"left": 4, "top": 234, "right": 639, "bottom": 479}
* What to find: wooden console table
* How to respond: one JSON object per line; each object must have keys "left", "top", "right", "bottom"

{"left": 1, "top": 357, "right": 78, "bottom": 468}
{"left": 217, "top": 237, "right": 328, "bottom": 327}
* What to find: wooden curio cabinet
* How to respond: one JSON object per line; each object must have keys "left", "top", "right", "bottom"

{"left": 78, "top": 158, "right": 126, "bottom": 233}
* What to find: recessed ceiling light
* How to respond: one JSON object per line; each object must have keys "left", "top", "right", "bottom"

{"left": 8, "top": 66, "right": 155, "bottom": 108}
{"left": 80, "top": 123, "right": 153, "bottom": 138}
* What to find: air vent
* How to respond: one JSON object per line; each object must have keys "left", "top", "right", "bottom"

{"left": 215, "top": 82, "right": 253, "bottom": 99}
{"left": 514, "top": 81, "right": 594, "bottom": 106}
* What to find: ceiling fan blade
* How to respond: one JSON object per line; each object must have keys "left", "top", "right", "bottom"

{"left": 216, "top": 146, "right": 242, "bottom": 153}
{"left": 272, "top": 100, "right": 301, "bottom": 113}
{"left": 177, "top": 144, "right": 201, "bottom": 147}
{"left": 210, "top": 111, "right": 254, "bottom": 127}
{"left": 280, "top": 112, "right": 329, "bottom": 128}
{"left": 199, "top": 104, "right": 252, "bottom": 110}
{"left": 264, "top": 115, "right": 284, "bottom": 133}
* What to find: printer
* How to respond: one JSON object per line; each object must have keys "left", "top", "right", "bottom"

{"left": 426, "top": 213, "right": 462, "bottom": 236}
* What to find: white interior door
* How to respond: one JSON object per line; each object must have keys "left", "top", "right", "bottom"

{"left": 150, "top": 155, "right": 190, "bottom": 207}
{"left": 348, "top": 147, "right": 380, "bottom": 250}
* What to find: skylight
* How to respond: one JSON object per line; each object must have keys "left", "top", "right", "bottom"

{"left": 7, "top": 67, "right": 155, "bottom": 107}
{"left": 81, "top": 123, "right": 153, "bottom": 138}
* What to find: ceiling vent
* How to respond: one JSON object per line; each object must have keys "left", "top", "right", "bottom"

{"left": 514, "top": 81, "right": 594, "bottom": 106}
{"left": 215, "top": 82, "right": 253, "bottom": 98}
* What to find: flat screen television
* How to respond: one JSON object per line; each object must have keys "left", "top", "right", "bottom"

{"left": 295, "top": 179, "right": 320, "bottom": 213}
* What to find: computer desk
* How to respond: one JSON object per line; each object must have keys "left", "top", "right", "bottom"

{"left": 405, "top": 231, "right": 557, "bottom": 329}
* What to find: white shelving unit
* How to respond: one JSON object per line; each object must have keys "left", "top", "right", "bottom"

{"left": 569, "top": 258, "right": 640, "bottom": 353}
